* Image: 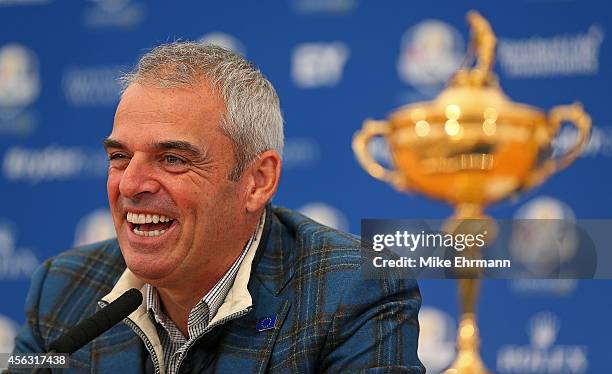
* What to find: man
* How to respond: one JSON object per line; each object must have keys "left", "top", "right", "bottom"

{"left": 12, "top": 42, "right": 423, "bottom": 373}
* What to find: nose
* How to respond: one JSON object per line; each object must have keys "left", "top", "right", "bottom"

{"left": 118, "top": 153, "right": 162, "bottom": 199}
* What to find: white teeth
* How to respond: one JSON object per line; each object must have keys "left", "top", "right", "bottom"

{"left": 133, "top": 228, "right": 167, "bottom": 237}
{"left": 126, "top": 212, "right": 173, "bottom": 224}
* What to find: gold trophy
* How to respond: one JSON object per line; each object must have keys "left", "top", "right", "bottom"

{"left": 352, "top": 11, "right": 591, "bottom": 374}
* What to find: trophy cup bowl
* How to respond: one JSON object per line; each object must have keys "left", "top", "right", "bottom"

{"left": 352, "top": 11, "right": 591, "bottom": 374}
{"left": 353, "top": 85, "right": 591, "bottom": 211}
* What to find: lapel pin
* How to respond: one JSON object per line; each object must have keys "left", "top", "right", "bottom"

{"left": 256, "top": 315, "right": 277, "bottom": 332}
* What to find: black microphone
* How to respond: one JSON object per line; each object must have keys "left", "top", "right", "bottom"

{"left": 47, "top": 288, "right": 143, "bottom": 354}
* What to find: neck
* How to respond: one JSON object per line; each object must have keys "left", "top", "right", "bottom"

{"left": 154, "top": 244, "right": 246, "bottom": 337}
{"left": 153, "top": 210, "right": 263, "bottom": 336}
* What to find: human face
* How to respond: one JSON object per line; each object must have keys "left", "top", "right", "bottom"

{"left": 105, "top": 82, "right": 249, "bottom": 286}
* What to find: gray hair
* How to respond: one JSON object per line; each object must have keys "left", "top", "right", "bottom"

{"left": 120, "top": 42, "right": 284, "bottom": 181}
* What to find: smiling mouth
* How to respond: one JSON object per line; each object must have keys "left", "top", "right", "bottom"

{"left": 126, "top": 212, "right": 176, "bottom": 237}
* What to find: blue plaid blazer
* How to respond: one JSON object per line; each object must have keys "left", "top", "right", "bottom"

{"left": 12, "top": 206, "right": 424, "bottom": 373}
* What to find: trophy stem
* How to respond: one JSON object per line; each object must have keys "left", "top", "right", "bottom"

{"left": 443, "top": 279, "right": 490, "bottom": 374}
{"left": 443, "top": 203, "right": 493, "bottom": 374}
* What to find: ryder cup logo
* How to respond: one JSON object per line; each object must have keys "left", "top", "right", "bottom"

{"left": 417, "top": 307, "right": 455, "bottom": 374}
{"left": 0, "top": 220, "right": 39, "bottom": 280}
{"left": 497, "top": 312, "right": 588, "bottom": 373}
{"left": 509, "top": 197, "right": 578, "bottom": 295}
{"left": 397, "top": 20, "right": 464, "bottom": 92}
{"left": 509, "top": 196, "right": 578, "bottom": 276}
{"left": 0, "top": 44, "right": 39, "bottom": 112}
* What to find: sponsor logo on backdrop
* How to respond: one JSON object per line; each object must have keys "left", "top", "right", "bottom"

{"left": 74, "top": 209, "right": 116, "bottom": 246}
{"left": 510, "top": 278, "right": 577, "bottom": 296}
{"left": 554, "top": 125, "right": 612, "bottom": 158}
{"left": 290, "top": 0, "right": 357, "bottom": 15}
{"left": 417, "top": 307, "right": 456, "bottom": 374}
{"left": 2, "top": 146, "right": 108, "bottom": 183}
{"left": 397, "top": 20, "right": 464, "bottom": 97}
{"left": 292, "top": 42, "right": 349, "bottom": 88}
{"left": 0, "top": 0, "right": 51, "bottom": 6}
{"left": 0, "top": 43, "right": 39, "bottom": 137}
{"left": 509, "top": 196, "right": 578, "bottom": 294}
{"left": 82, "top": 0, "right": 145, "bottom": 29}
{"left": 498, "top": 25, "right": 603, "bottom": 78}
{"left": 0, "top": 220, "right": 39, "bottom": 280}
{"left": 62, "top": 65, "right": 124, "bottom": 106}
{"left": 199, "top": 33, "right": 246, "bottom": 56}
{"left": 283, "top": 137, "right": 320, "bottom": 169}
{"left": 0, "top": 314, "right": 18, "bottom": 359}
{"left": 298, "top": 202, "right": 349, "bottom": 231}
{"left": 497, "top": 312, "right": 588, "bottom": 373}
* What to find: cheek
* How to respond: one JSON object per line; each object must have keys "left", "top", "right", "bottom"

{"left": 107, "top": 171, "right": 122, "bottom": 204}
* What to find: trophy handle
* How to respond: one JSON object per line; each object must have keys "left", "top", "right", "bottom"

{"left": 352, "top": 119, "right": 405, "bottom": 188}
{"left": 525, "top": 102, "right": 591, "bottom": 188}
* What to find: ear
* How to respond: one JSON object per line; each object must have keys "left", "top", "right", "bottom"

{"left": 244, "top": 150, "right": 281, "bottom": 213}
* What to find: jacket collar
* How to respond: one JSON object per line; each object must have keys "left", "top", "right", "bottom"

{"left": 249, "top": 205, "right": 297, "bottom": 297}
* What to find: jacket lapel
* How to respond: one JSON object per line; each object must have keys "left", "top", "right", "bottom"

{"left": 213, "top": 207, "right": 294, "bottom": 373}
{"left": 90, "top": 322, "right": 146, "bottom": 373}
{"left": 214, "top": 276, "right": 290, "bottom": 373}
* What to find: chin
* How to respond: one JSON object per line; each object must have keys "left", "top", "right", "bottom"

{"left": 121, "top": 248, "right": 176, "bottom": 284}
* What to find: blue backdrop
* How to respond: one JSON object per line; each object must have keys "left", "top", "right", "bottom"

{"left": 1, "top": 0, "right": 611, "bottom": 372}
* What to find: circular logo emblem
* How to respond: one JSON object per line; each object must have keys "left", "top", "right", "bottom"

{"left": 510, "top": 196, "right": 578, "bottom": 275}
{"left": 397, "top": 20, "right": 464, "bottom": 87}
{"left": 0, "top": 44, "right": 40, "bottom": 109}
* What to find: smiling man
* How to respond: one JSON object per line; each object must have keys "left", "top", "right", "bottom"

{"left": 12, "top": 42, "right": 423, "bottom": 373}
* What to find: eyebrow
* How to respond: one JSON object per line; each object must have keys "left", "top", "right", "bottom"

{"left": 102, "top": 138, "right": 124, "bottom": 150}
{"left": 103, "top": 138, "right": 206, "bottom": 159}
{"left": 155, "top": 140, "right": 205, "bottom": 158}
